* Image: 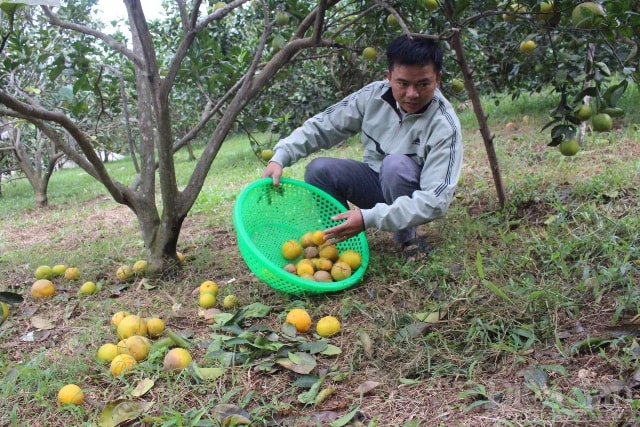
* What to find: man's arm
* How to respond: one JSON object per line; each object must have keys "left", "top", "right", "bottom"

{"left": 267, "top": 82, "right": 380, "bottom": 169}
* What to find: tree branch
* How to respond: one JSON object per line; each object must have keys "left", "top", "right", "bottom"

{"left": 0, "top": 93, "right": 124, "bottom": 199}
{"left": 162, "top": 0, "right": 250, "bottom": 100}
{"left": 41, "top": 6, "right": 145, "bottom": 70}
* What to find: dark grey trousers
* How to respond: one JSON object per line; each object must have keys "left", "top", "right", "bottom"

{"left": 304, "top": 154, "right": 421, "bottom": 244}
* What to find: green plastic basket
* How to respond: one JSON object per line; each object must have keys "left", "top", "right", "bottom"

{"left": 233, "top": 178, "right": 369, "bottom": 295}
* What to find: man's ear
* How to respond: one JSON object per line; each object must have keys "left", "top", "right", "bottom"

{"left": 385, "top": 69, "right": 391, "bottom": 81}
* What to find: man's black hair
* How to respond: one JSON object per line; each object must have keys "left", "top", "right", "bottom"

{"left": 386, "top": 35, "right": 443, "bottom": 73}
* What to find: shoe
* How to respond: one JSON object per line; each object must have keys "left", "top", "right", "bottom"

{"left": 401, "top": 237, "right": 431, "bottom": 262}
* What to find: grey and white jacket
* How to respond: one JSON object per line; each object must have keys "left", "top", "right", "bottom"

{"left": 270, "top": 80, "right": 463, "bottom": 233}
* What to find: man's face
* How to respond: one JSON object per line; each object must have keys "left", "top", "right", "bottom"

{"left": 386, "top": 64, "right": 442, "bottom": 114}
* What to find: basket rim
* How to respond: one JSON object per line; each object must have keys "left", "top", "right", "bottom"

{"left": 233, "top": 177, "right": 369, "bottom": 293}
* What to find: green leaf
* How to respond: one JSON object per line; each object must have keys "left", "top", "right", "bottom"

{"left": 166, "top": 329, "right": 192, "bottom": 348}
{"left": 320, "top": 344, "right": 342, "bottom": 356}
{"left": 481, "top": 279, "right": 514, "bottom": 304}
{"left": 554, "top": 69, "right": 567, "bottom": 86}
{"left": 224, "top": 337, "right": 252, "bottom": 346}
{"left": 219, "top": 303, "right": 270, "bottom": 330}
{"left": 198, "top": 367, "right": 225, "bottom": 380}
{"left": 281, "top": 322, "right": 298, "bottom": 337}
{"left": 288, "top": 351, "right": 302, "bottom": 364}
{"left": 594, "top": 61, "right": 611, "bottom": 77}
{"left": 572, "top": 86, "right": 599, "bottom": 103}
{"left": 243, "top": 302, "right": 271, "bottom": 318}
{"left": 276, "top": 352, "right": 317, "bottom": 374}
{"left": 462, "top": 399, "right": 491, "bottom": 413}
{"left": 475, "top": 251, "right": 485, "bottom": 279}
{"left": 98, "top": 399, "right": 153, "bottom": 427}
{"left": 211, "top": 404, "right": 251, "bottom": 425}
{"left": 212, "top": 350, "right": 251, "bottom": 367}
{"left": 394, "top": 322, "right": 432, "bottom": 341}
{"left": 212, "top": 312, "right": 234, "bottom": 326}
{"left": 297, "top": 376, "right": 324, "bottom": 404}
{"left": 0, "top": 2, "right": 20, "bottom": 19}
{"left": 187, "top": 361, "right": 205, "bottom": 382}
{"left": 298, "top": 340, "right": 328, "bottom": 354}
{"left": 0, "top": 291, "right": 23, "bottom": 305}
{"left": 569, "top": 336, "right": 611, "bottom": 355}
{"left": 550, "top": 124, "right": 576, "bottom": 141}
{"left": 602, "top": 80, "right": 628, "bottom": 108}
{"left": 131, "top": 378, "right": 155, "bottom": 398}
{"left": 399, "top": 378, "right": 421, "bottom": 385}
{"left": 292, "top": 374, "right": 321, "bottom": 389}
{"left": 522, "top": 366, "right": 548, "bottom": 388}
{"left": 329, "top": 407, "right": 360, "bottom": 427}
{"left": 414, "top": 311, "right": 441, "bottom": 323}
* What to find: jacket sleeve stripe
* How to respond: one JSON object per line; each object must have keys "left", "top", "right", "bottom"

{"left": 433, "top": 96, "right": 460, "bottom": 197}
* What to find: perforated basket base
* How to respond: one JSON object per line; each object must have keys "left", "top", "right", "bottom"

{"left": 233, "top": 178, "right": 369, "bottom": 295}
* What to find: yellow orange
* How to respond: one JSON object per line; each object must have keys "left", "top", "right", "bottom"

{"left": 311, "top": 230, "right": 326, "bottom": 246}
{"left": 111, "top": 310, "right": 131, "bottom": 328}
{"left": 1, "top": 302, "right": 8, "bottom": 324}
{"left": 64, "top": 267, "right": 80, "bottom": 280}
{"left": 281, "top": 239, "right": 303, "bottom": 260}
{"left": 116, "top": 315, "right": 147, "bottom": 340}
{"left": 116, "top": 265, "right": 133, "bottom": 281}
{"left": 132, "top": 260, "right": 148, "bottom": 274}
{"left": 146, "top": 317, "right": 165, "bottom": 338}
{"left": 300, "top": 232, "right": 315, "bottom": 248}
{"left": 79, "top": 281, "right": 97, "bottom": 295}
{"left": 31, "top": 279, "right": 55, "bottom": 299}
{"left": 96, "top": 343, "right": 119, "bottom": 362}
{"left": 330, "top": 261, "right": 352, "bottom": 281}
{"left": 339, "top": 250, "right": 362, "bottom": 270}
{"left": 110, "top": 354, "right": 137, "bottom": 376}
{"left": 163, "top": 348, "right": 193, "bottom": 372}
{"left": 199, "top": 280, "right": 219, "bottom": 295}
{"left": 57, "top": 384, "right": 84, "bottom": 405}
{"left": 318, "top": 245, "right": 339, "bottom": 262}
{"left": 285, "top": 308, "right": 312, "bottom": 333}
{"left": 117, "top": 335, "right": 152, "bottom": 361}
{"left": 316, "top": 316, "right": 341, "bottom": 337}
{"left": 199, "top": 292, "right": 217, "bottom": 308}
{"left": 34, "top": 265, "right": 53, "bottom": 280}
{"left": 296, "top": 259, "right": 315, "bottom": 277}
{"left": 222, "top": 294, "right": 238, "bottom": 309}
{"left": 315, "top": 257, "right": 333, "bottom": 272}
{"left": 51, "top": 264, "right": 67, "bottom": 277}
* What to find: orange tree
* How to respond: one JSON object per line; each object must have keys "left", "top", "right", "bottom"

{"left": 246, "top": 0, "right": 638, "bottom": 207}
{"left": 365, "top": 0, "right": 637, "bottom": 206}
{"left": 0, "top": 0, "right": 637, "bottom": 275}
{"left": 0, "top": 0, "right": 434, "bottom": 276}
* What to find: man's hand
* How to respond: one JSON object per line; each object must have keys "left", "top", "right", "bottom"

{"left": 323, "top": 210, "right": 364, "bottom": 244}
{"left": 261, "top": 161, "right": 284, "bottom": 186}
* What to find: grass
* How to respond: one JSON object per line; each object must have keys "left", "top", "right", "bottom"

{"left": 1, "top": 87, "right": 639, "bottom": 426}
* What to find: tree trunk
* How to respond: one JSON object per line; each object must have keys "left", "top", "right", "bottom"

{"left": 125, "top": 0, "right": 184, "bottom": 276}
{"left": 186, "top": 141, "right": 195, "bottom": 161}
{"left": 11, "top": 126, "right": 52, "bottom": 207}
{"left": 1, "top": 0, "right": 342, "bottom": 278}
{"left": 449, "top": 31, "right": 507, "bottom": 208}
